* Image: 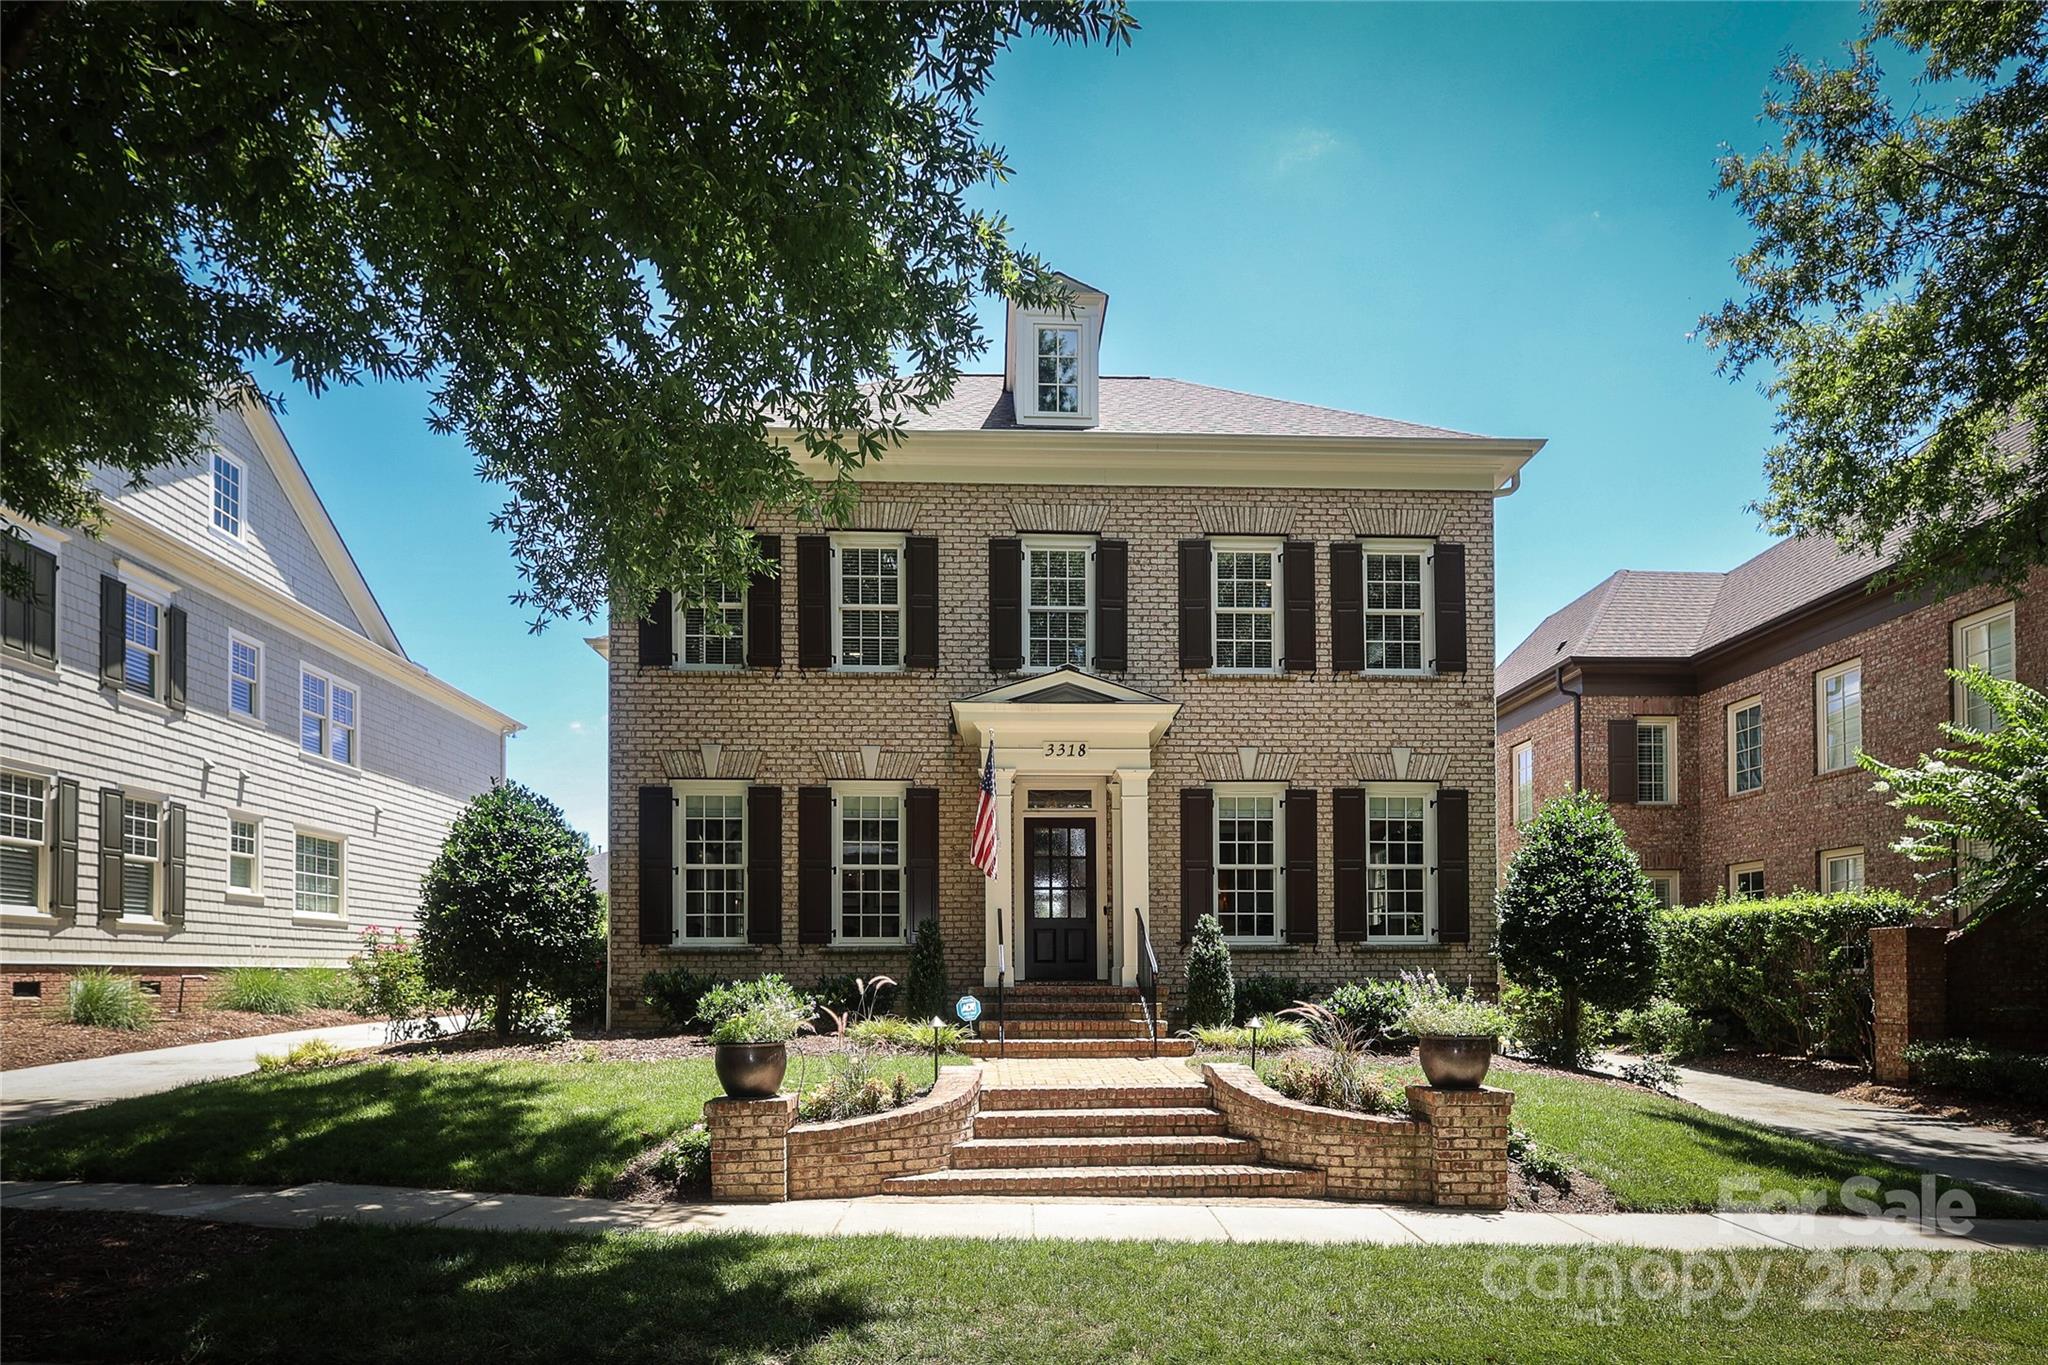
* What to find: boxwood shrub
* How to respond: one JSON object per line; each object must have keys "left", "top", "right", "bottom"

{"left": 1901, "top": 1041, "right": 2048, "bottom": 1103}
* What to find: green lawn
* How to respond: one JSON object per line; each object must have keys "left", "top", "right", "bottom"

{"left": 6, "top": 1213, "right": 2044, "bottom": 1364}
{"left": 2, "top": 1053, "right": 960, "bottom": 1197}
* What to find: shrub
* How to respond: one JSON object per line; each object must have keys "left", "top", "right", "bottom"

{"left": 701, "top": 976, "right": 812, "bottom": 1044}
{"left": 1320, "top": 980, "right": 1411, "bottom": 1049}
{"left": 1617, "top": 1056, "right": 1682, "bottom": 1094}
{"left": 1901, "top": 1041, "right": 2048, "bottom": 1103}
{"left": 847, "top": 1017, "right": 965, "bottom": 1052}
{"left": 1501, "top": 980, "right": 1614, "bottom": 1067}
{"left": 694, "top": 975, "right": 806, "bottom": 1030}
{"left": 63, "top": 969, "right": 153, "bottom": 1030}
{"left": 1658, "top": 891, "right": 1924, "bottom": 1062}
{"left": 1496, "top": 791, "right": 1660, "bottom": 1054}
{"left": 1188, "top": 1020, "right": 1311, "bottom": 1051}
{"left": 1233, "top": 973, "right": 1306, "bottom": 1025}
{"left": 643, "top": 969, "right": 728, "bottom": 1029}
{"left": 649, "top": 1125, "right": 712, "bottom": 1192}
{"left": 902, "top": 918, "right": 947, "bottom": 1019}
{"left": 417, "top": 780, "right": 603, "bottom": 1039}
{"left": 1508, "top": 1126, "right": 1575, "bottom": 1191}
{"left": 809, "top": 973, "right": 897, "bottom": 1028}
{"left": 1396, "top": 971, "right": 1509, "bottom": 1039}
{"left": 254, "top": 1038, "right": 345, "bottom": 1072}
{"left": 797, "top": 1069, "right": 915, "bottom": 1123}
{"left": 297, "top": 967, "right": 355, "bottom": 1011}
{"left": 1268, "top": 1057, "right": 1401, "bottom": 1115}
{"left": 1183, "top": 914, "right": 1235, "bottom": 1028}
{"left": 216, "top": 967, "right": 307, "bottom": 1016}
{"left": 1613, "top": 998, "right": 1713, "bottom": 1060}
{"left": 345, "top": 927, "right": 453, "bottom": 1036}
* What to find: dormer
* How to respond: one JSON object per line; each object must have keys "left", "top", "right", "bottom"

{"left": 1003, "top": 272, "right": 1108, "bottom": 428}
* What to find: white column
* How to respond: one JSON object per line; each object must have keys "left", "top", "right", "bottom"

{"left": 982, "top": 766, "right": 1017, "bottom": 988}
{"left": 1114, "top": 768, "right": 1151, "bottom": 987}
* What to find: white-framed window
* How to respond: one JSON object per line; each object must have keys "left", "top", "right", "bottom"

{"left": 1214, "top": 787, "right": 1284, "bottom": 943}
{"left": 1953, "top": 603, "right": 2016, "bottom": 731}
{"left": 1729, "top": 861, "right": 1764, "bottom": 900}
{"left": 676, "top": 582, "right": 745, "bottom": 670}
{"left": 675, "top": 783, "right": 747, "bottom": 944}
{"left": 1815, "top": 660, "right": 1863, "bottom": 773}
{"left": 294, "top": 832, "right": 344, "bottom": 918}
{"left": 122, "top": 797, "right": 162, "bottom": 919}
{"left": 1636, "top": 717, "right": 1677, "bottom": 804}
{"left": 0, "top": 772, "right": 49, "bottom": 914}
{"left": 1727, "top": 697, "right": 1763, "bottom": 795}
{"left": 229, "top": 631, "right": 264, "bottom": 720}
{"left": 1034, "top": 324, "right": 1083, "bottom": 416}
{"left": 1361, "top": 539, "right": 1433, "bottom": 674}
{"left": 1645, "top": 871, "right": 1681, "bottom": 910}
{"left": 1366, "top": 782, "right": 1436, "bottom": 943}
{"left": 1511, "top": 742, "right": 1534, "bottom": 826}
{"left": 1213, "top": 538, "right": 1281, "bottom": 673}
{"left": 123, "top": 588, "right": 164, "bottom": 698}
{"left": 228, "top": 815, "right": 262, "bottom": 895}
{"left": 1023, "top": 537, "right": 1092, "bottom": 671}
{"left": 831, "top": 534, "right": 904, "bottom": 671}
{"left": 1822, "top": 847, "right": 1866, "bottom": 895}
{"left": 211, "top": 450, "right": 246, "bottom": 539}
{"left": 835, "top": 783, "right": 905, "bottom": 943}
{"left": 299, "top": 666, "right": 359, "bottom": 765}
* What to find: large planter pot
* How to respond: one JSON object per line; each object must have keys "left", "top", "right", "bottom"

{"left": 1417, "top": 1035, "right": 1496, "bottom": 1090}
{"left": 713, "top": 1042, "right": 788, "bottom": 1099}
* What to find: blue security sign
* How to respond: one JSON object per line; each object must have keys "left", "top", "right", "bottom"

{"left": 955, "top": 994, "right": 983, "bottom": 1023}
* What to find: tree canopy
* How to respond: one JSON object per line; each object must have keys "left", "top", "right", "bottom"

{"left": 1, "top": 1, "right": 1133, "bottom": 625}
{"left": 1702, "top": 0, "right": 2048, "bottom": 594}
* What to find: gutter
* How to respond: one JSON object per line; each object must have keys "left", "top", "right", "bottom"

{"left": 1555, "top": 664, "right": 1584, "bottom": 791}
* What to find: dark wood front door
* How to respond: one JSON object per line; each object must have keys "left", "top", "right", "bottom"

{"left": 1024, "top": 818, "right": 1097, "bottom": 980}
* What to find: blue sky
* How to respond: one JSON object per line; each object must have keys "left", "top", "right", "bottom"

{"left": 260, "top": 2, "right": 1872, "bottom": 844}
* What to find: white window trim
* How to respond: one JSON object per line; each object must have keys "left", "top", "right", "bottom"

{"left": 1729, "top": 860, "right": 1765, "bottom": 899}
{"left": 119, "top": 795, "right": 164, "bottom": 922}
{"left": 1636, "top": 716, "right": 1678, "bottom": 805}
{"left": 1821, "top": 846, "right": 1866, "bottom": 895}
{"left": 832, "top": 779, "right": 908, "bottom": 945}
{"left": 1020, "top": 535, "right": 1095, "bottom": 673}
{"left": 210, "top": 448, "right": 248, "bottom": 543}
{"left": 119, "top": 578, "right": 170, "bottom": 704}
{"left": 1363, "top": 779, "right": 1439, "bottom": 945}
{"left": 1212, "top": 782, "right": 1287, "bottom": 945}
{"left": 0, "top": 770, "right": 51, "bottom": 918}
{"left": 1726, "top": 696, "right": 1764, "bottom": 796}
{"left": 829, "top": 533, "right": 907, "bottom": 674}
{"left": 292, "top": 828, "right": 348, "bottom": 922}
{"left": 1358, "top": 538, "right": 1437, "bottom": 676}
{"left": 1814, "top": 659, "right": 1863, "bottom": 774}
{"left": 673, "top": 583, "right": 747, "bottom": 672}
{"left": 1210, "top": 536, "right": 1284, "bottom": 676}
{"left": 1015, "top": 314, "right": 1098, "bottom": 426}
{"left": 1645, "top": 870, "right": 1681, "bottom": 910}
{"left": 1951, "top": 602, "right": 2017, "bottom": 726}
{"left": 226, "top": 811, "right": 264, "bottom": 903}
{"left": 299, "top": 664, "right": 362, "bottom": 767}
{"left": 1511, "top": 742, "right": 1534, "bottom": 826}
{"left": 228, "top": 630, "right": 266, "bottom": 723}
{"left": 672, "top": 780, "right": 749, "bottom": 946}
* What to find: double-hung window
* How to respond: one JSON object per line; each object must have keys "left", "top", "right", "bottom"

{"left": 1636, "top": 718, "right": 1676, "bottom": 804}
{"left": 676, "top": 786, "right": 746, "bottom": 944}
{"left": 1366, "top": 784, "right": 1435, "bottom": 942}
{"left": 1645, "top": 871, "right": 1681, "bottom": 909}
{"left": 123, "top": 590, "right": 163, "bottom": 698}
{"left": 1035, "top": 325, "right": 1082, "bottom": 415}
{"left": 121, "top": 798, "right": 161, "bottom": 919}
{"left": 300, "top": 667, "right": 359, "bottom": 765}
{"left": 832, "top": 535, "right": 904, "bottom": 671}
{"left": 1727, "top": 698, "right": 1763, "bottom": 795}
{"left": 836, "top": 784, "right": 904, "bottom": 943}
{"left": 1822, "top": 848, "right": 1865, "bottom": 894}
{"left": 1953, "top": 604, "right": 2016, "bottom": 731}
{"left": 677, "top": 583, "right": 745, "bottom": 670}
{"left": 1816, "top": 661, "right": 1862, "bottom": 773}
{"left": 1024, "top": 538, "right": 1092, "bottom": 670}
{"left": 1511, "top": 742, "right": 1534, "bottom": 826}
{"left": 294, "top": 833, "right": 344, "bottom": 918}
{"left": 1361, "top": 540, "right": 1432, "bottom": 673}
{"left": 1213, "top": 539, "right": 1280, "bottom": 673}
{"left": 228, "top": 817, "right": 262, "bottom": 895}
{"left": 1729, "top": 862, "right": 1765, "bottom": 899}
{"left": 0, "top": 772, "right": 48, "bottom": 914}
{"left": 211, "top": 451, "right": 245, "bottom": 539}
{"left": 229, "top": 632, "right": 264, "bottom": 719}
{"left": 1214, "top": 789, "right": 1282, "bottom": 942}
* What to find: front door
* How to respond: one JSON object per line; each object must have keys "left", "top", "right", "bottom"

{"left": 1023, "top": 818, "right": 1097, "bottom": 980}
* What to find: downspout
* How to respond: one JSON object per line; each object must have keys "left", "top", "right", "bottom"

{"left": 1555, "top": 664, "right": 1583, "bottom": 791}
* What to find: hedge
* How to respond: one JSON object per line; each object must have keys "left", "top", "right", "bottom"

{"left": 1901, "top": 1041, "right": 2048, "bottom": 1104}
{"left": 1657, "top": 891, "right": 1925, "bottom": 1061}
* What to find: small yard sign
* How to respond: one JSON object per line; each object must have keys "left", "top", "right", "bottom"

{"left": 955, "top": 994, "right": 982, "bottom": 1023}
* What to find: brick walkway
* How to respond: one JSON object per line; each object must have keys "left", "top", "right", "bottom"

{"left": 978, "top": 1057, "right": 1202, "bottom": 1090}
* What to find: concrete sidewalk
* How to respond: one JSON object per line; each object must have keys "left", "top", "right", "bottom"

{"left": 6, "top": 1180, "right": 2044, "bottom": 1251}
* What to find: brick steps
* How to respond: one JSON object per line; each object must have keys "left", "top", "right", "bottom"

{"left": 950, "top": 1135, "right": 1260, "bottom": 1168}
{"left": 1003, "top": 983, "right": 1143, "bottom": 999}
{"left": 988, "top": 1002, "right": 1152, "bottom": 1021}
{"left": 980, "top": 1082, "right": 1211, "bottom": 1112}
{"left": 996, "top": 1018, "right": 1151, "bottom": 1039}
{"left": 970, "top": 1106, "right": 1228, "bottom": 1138}
{"left": 959, "top": 1038, "right": 1191, "bottom": 1060}
{"left": 881, "top": 1163, "right": 1327, "bottom": 1198}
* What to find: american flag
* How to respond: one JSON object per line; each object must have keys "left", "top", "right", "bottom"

{"left": 971, "top": 737, "right": 1000, "bottom": 877}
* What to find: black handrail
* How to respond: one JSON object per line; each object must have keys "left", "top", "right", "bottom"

{"left": 1134, "top": 906, "right": 1162, "bottom": 1058}
{"left": 993, "top": 899, "right": 1007, "bottom": 1060}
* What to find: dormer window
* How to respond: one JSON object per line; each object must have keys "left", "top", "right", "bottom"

{"left": 1036, "top": 326, "right": 1082, "bottom": 415}
{"left": 1007, "top": 272, "right": 1105, "bottom": 427}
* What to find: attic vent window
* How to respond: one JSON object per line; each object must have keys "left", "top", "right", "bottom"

{"left": 1036, "top": 327, "right": 1081, "bottom": 414}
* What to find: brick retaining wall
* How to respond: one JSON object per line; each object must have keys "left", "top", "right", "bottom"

{"left": 787, "top": 1067, "right": 981, "bottom": 1199}
{"left": 1199, "top": 1062, "right": 1432, "bottom": 1201}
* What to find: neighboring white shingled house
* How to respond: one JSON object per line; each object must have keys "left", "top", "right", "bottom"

{"left": 1, "top": 395, "right": 521, "bottom": 1004}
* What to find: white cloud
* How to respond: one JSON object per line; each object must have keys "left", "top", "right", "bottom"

{"left": 1273, "top": 127, "right": 1345, "bottom": 176}
{"left": 568, "top": 720, "right": 586, "bottom": 733}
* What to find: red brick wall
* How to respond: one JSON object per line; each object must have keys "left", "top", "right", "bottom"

{"left": 1201, "top": 1061, "right": 1428, "bottom": 1201}
{"left": 2, "top": 966, "right": 227, "bottom": 1015}
{"left": 786, "top": 1066, "right": 980, "bottom": 1198}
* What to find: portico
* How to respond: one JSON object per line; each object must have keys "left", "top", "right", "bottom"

{"left": 950, "top": 668, "right": 1180, "bottom": 988}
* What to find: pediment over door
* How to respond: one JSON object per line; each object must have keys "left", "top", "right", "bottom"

{"left": 951, "top": 667, "right": 1180, "bottom": 754}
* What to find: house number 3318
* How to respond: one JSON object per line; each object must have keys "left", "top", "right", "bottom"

{"left": 1044, "top": 741, "right": 1087, "bottom": 757}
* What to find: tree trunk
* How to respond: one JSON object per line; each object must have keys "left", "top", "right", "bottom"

{"left": 1562, "top": 980, "right": 1582, "bottom": 1069}
{"left": 494, "top": 982, "right": 514, "bottom": 1040}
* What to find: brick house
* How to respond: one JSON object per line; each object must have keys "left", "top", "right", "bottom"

{"left": 1, "top": 395, "right": 521, "bottom": 1008}
{"left": 603, "top": 276, "right": 1544, "bottom": 1026}
{"left": 1494, "top": 515, "right": 2047, "bottom": 1046}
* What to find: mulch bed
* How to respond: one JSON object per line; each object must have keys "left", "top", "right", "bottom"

{"left": 1684, "top": 1049, "right": 2048, "bottom": 1139}
{"left": 370, "top": 1029, "right": 869, "bottom": 1065}
{"left": 3, "top": 1006, "right": 370, "bottom": 1071}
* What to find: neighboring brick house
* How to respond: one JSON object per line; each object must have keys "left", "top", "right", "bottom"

{"left": 604, "top": 276, "right": 1544, "bottom": 1026}
{"left": 1494, "top": 509, "right": 2047, "bottom": 1045}
{"left": 1, "top": 396, "right": 522, "bottom": 1008}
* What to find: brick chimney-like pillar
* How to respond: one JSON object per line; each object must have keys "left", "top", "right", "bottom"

{"left": 1872, "top": 924, "right": 1949, "bottom": 1084}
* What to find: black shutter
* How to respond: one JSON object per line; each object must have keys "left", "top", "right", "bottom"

{"left": 796, "top": 536, "right": 831, "bottom": 669}
{"left": 1, "top": 539, "right": 56, "bottom": 663}
{"left": 988, "top": 538, "right": 1022, "bottom": 672}
{"left": 797, "top": 786, "right": 833, "bottom": 943}
{"left": 165, "top": 605, "right": 188, "bottom": 711}
{"left": 638, "top": 784, "right": 672, "bottom": 945}
{"left": 639, "top": 591, "right": 672, "bottom": 668}
{"left": 905, "top": 536, "right": 939, "bottom": 670}
{"left": 97, "top": 786, "right": 123, "bottom": 919}
{"left": 1330, "top": 542, "right": 1363, "bottom": 673}
{"left": 1094, "top": 538, "right": 1128, "bottom": 671}
{"left": 1284, "top": 788, "right": 1318, "bottom": 943}
{"left": 99, "top": 575, "right": 126, "bottom": 688}
{"left": 746, "top": 784, "right": 782, "bottom": 944}
{"left": 1433, "top": 542, "right": 1468, "bottom": 674}
{"left": 1179, "top": 786, "right": 1213, "bottom": 943}
{"left": 1283, "top": 540, "right": 1316, "bottom": 672}
{"left": 1178, "top": 539, "right": 1212, "bottom": 670}
{"left": 1436, "top": 788, "right": 1470, "bottom": 944}
{"left": 163, "top": 803, "right": 187, "bottom": 926}
{"left": 53, "top": 777, "right": 79, "bottom": 919}
{"left": 746, "top": 537, "right": 782, "bottom": 669}
{"left": 1333, "top": 787, "right": 1367, "bottom": 942}
{"left": 1608, "top": 718, "right": 1639, "bottom": 805}
{"left": 906, "top": 786, "right": 939, "bottom": 934}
